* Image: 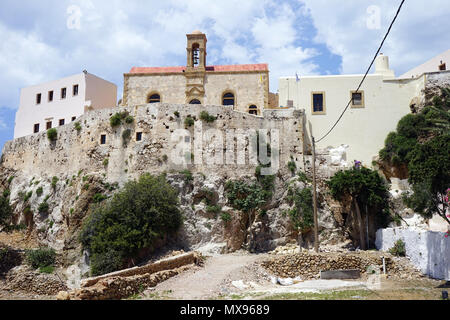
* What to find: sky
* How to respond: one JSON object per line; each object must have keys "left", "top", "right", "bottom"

{"left": 0, "top": 0, "right": 449, "bottom": 152}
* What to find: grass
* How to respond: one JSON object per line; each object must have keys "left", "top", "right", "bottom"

{"left": 261, "top": 290, "right": 372, "bottom": 300}
{"left": 39, "top": 265, "right": 55, "bottom": 274}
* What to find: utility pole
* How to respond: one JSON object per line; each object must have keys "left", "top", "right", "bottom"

{"left": 312, "top": 136, "right": 319, "bottom": 253}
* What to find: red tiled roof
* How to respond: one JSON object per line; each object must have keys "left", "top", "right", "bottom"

{"left": 129, "top": 64, "right": 268, "bottom": 74}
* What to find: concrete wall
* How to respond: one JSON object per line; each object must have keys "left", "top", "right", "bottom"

{"left": 14, "top": 72, "right": 117, "bottom": 139}
{"left": 123, "top": 72, "right": 268, "bottom": 114}
{"left": 14, "top": 73, "right": 86, "bottom": 139}
{"left": 278, "top": 73, "right": 425, "bottom": 166}
{"left": 85, "top": 73, "right": 118, "bottom": 111}
{"left": 376, "top": 228, "right": 450, "bottom": 280}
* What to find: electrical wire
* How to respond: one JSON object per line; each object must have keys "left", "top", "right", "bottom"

{"left": 316, "top": 0, "right": 406, "bottom": 143}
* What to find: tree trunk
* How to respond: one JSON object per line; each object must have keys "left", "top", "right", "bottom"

{"left": 353, "top": 198, "right": 366, "bottom": 250}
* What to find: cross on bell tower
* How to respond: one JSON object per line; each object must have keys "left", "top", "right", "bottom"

{"left": 185, "top": 31, "right": 207, "bottom": 104}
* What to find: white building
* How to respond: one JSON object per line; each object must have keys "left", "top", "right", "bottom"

{"left": 14, "top": 71, "right": 117, "bottom": 139}
{"left": 400, "top": 49, "right": 449, "bottom": 79}
{"left": 278, "top": 54, "right": 427, "bottom": 166}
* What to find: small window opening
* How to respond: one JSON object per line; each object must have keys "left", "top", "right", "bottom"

{"left": 136, "top": 132, "right": 143, "bottom": 142}
{"left": 36, "top": 93, "right": 42, "bottom": 105}
{"left": 313, "top": 93, "right": 324, "bottom": 113}
{"left": 33, "top": 124, "right": 40, "bottom": 133}
{"left": 192, "top": 43, "right": 200, "bottom": 67}
{"left": 148, "top": 94, "right": 161, "bottom": 104}
{"left": 48, "top": 91, "right": 54, "bottom": 102}
{"left": 72, "top": 116, "right": 76, "bottom": 122}
{"left": 248, "top": 105, "right": 258, "bottom": 115}
{"left": 189, "top": 99, "right": 201, "bottom": 105}
{"left": 352, "top": 92, "right": 363, "bottom": 106}
{"left": 59, "top": 119, "right": 65, "bottom": 126}
{"left": 61, "top": 88, "right": 67, "bottom": 99}
{"left": 100, "top": 135, "right": 106, "bottom": 145}
{"left": 46, "top": 121, "right": 52, "bottom": 130}
{"left": 222, "top": 92, "right": 235, "bottom": 106}
{"left": 73, "top": 84, "right": 79, "bottom": 96}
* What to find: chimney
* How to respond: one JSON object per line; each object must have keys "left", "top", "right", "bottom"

{"left": 374, "top": 53, "right": 395, "bottom": 78}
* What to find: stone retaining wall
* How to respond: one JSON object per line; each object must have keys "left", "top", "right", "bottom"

{"left": 63, "top": 252, "right": 201, "bottom": 300}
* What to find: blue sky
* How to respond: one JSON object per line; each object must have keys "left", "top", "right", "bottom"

{"left": 0, "top": 0, "right": 449, "bottom": 152}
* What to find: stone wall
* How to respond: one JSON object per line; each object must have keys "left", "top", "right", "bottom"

{"left": 1, "top": 103, "right": 304, "bottom": 183}
{"left": 123, "top": 72, "right": 268, "bottom": 114}
{"left": 65, "top": 252, "right": 201, "bottom": 300}
{"left": 375, "top": 227, "right": 450, "bottom": 280}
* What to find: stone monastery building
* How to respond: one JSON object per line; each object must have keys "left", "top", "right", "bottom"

{"left": 122, "top": 30, "right": 270, "bottom": 115}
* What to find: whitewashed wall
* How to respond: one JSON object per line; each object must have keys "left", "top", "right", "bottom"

{"left": 376, "top": 227, "right": 450, "bottom": 280}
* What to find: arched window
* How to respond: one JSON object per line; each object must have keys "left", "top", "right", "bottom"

{"left": 189, "top": 99, "right": 201, "bottom": 105}
{"left": 192, "top": 43, "right": 200, "bottom": 67}
{"left": 248, "top": 105, "right": 258, "bottom": 115}
{"left": 148, "top": 93, "right": 161, "bottom": 104}
{"left": 222, "top": 92, "right": 235, "bottom": 106}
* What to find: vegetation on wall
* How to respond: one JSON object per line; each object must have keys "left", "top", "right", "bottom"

{"left": 25, "top": 248, "right": 56, "bottom": 273}
{"left": 379, "top": 88, "right": 450, "bottom": 225}
{"left": 286, "top": 187, "right": 314, "bottom": 232}
{"left": 199, "top": 111, "right": 217, "bottom": 123}
{"left": 184, "top": 116, "right": 195, "bottom": 127}
{"left": 79, "top": 174, "right": 183, "bottom": 276}
{"left": 0, "top": 194, "right": 12, "bottom": 228}
{"left": 326, "top": 166, "right": 390, "bottom": 250}
{"left": 110, "top": 111, "right": 130, "bottom": 127}
{"left": 47, "top": 128, "right": 57, "bottom": 142}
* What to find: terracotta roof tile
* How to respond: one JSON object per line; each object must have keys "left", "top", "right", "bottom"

{"left": 129, "top": 64, "right": 268, "bottom": 74}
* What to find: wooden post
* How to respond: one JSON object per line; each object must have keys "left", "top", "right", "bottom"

{"left": 312, "top": 136, "right": 319, "bottom": 253}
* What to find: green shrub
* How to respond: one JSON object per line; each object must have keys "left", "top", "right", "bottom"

{"left": 286, "top": 187, "right": 314, "bottom": 232}
{"left": 83, "top": 183, "right": 90, "bottom": 191}
{"left": 7, "top": 176, "right": 14, "bottom": 184}
{"left": 2, "top": 189, "right": 10, "bottom": 198}
{"left": 47, "top": 128, "right": 58, "bottom": 142}
{"left": 221, "top": 212, "right": 232, "bottom": 223}
{"left": 180, "top": 170, "right": 193, "bottom": 183}
{"left": 38, "top": 202, "right": 49, "bottom": 214}
{"left": 174, "top": 111, "right": 180, "bottom": 118}
{"left": 103, "top": 158, "right": 109, "bottom": 167}
{"left": 125, "top": 116, "right": 134, "bottom": 124}
{"left": 0, "top": 195, "right": 12, "bottom": 227}
{"left": 184, "top": 116, "right": 195, "bottom": 127}
{"left": 206, "top": 205, "right": 221, "bottom": 214}
{"left": 24, "top": 191, "right": 33, "bottom": 202}
{"left": 25, "top": 248, "right": 56, "bottom": 269}
{"left": 199, "top": 111, "right": 217, "bottom": 123}
{"left": 225, "top": 180, "right": 268, "bottom": 213}
{"left": 79, "top": 174, "right": 183, "bottom": 276}
{"left": 74, "top": 122, "right": 82, "bottom": 132}
{"left": 51, "top": 176, "right": 59, "bottom": 189}
{"left": 39, "top": 265, "right": 55, "bottom": 274}
{"left": 122, "top": 129, "right": 132, "bottom": 139}
{"left": 404, "top": 134, "right": 450, "bottom": 221}
{"left": 297, "top": 171, "right": 310, "bottom": 183}
{"left": 93, "top": 193, "right": 107, "bottom": 203}
{"left": 389, "top": 239, "right": 406, "bottom": 257}
{"left": 90, "top": 249, "right": 124, "bottom": 277}
{"left": 288, "top": 159, "right": 297, "bottom": 175}
{"left": 110, "top": 113, "right": 122, "bottom": 127}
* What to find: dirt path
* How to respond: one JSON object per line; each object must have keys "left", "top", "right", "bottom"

{"left": 144, "top": 252, "right": 269, "bottom": 300}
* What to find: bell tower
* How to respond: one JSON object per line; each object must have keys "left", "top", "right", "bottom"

{"left": 185, "top": 30, "right": 207, "bottom": 104}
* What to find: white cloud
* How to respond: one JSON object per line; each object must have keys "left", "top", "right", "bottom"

{"left": 300, "top": 0, "right": 450, "bottom": 76}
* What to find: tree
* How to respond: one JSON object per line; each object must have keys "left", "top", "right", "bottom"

{"left": 405, "top": 134, "right": 450, "bottom": 224}
{"left": 80, "top": 174, "right": 183, "bottom": 276}
{"left": 326, "top": 167, "right": 390, "bottom": 250}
